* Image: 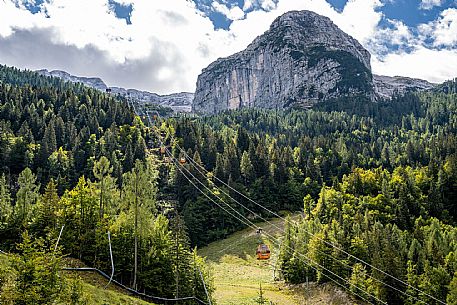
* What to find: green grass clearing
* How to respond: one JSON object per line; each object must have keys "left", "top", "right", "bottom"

{"left": 199, "top": 216, "right": 365, "bottom": 305}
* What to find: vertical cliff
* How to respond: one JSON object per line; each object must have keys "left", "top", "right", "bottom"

{"left": 192, "top": 10, "right": 374, "bottom": 114}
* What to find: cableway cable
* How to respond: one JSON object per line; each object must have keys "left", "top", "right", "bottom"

{"left": 154, "top": 127, "right": 385, "bottom": 305}
{"left": 146, "top": 109, "right": 444, "bottom": 305}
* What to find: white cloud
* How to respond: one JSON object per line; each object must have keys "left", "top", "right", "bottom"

{"left": 259, "top": 0, "right": 276, "bottom": 11}
{"left": 418, "top": 8, "right": 457, "bottom": 47}
{"left": 211, "top": 1, "right": 245, "bottom": 20}
{"left": 420, "top": 0, "right": 445, "bottom": 10}
{"left": 243, "top": 0, "right": 254, "bottom": 11}
{"left": 241, "top": 0, "right": 277, "bottom": 11}
{"left": 372, "top": 47, "right": 457, "bottom": 83}
{"left": 367, "top": 19, "right": 418, "bottom": 56}
{"left": 0, "top": 0, "right": 456, "bottom": 94}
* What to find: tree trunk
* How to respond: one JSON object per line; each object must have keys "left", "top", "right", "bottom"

{"left": 133, "top": 171, "right": 138, "bottom": 290}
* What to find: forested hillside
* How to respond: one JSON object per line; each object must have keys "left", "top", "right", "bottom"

{"left": 0, "top": 65, "right": 214, "bottom": 304}
{"left": 164, "top": 84, "right": 457, "bottom": 304}
{"left": 2, "top": 63, "right": 457, "bottom": 304}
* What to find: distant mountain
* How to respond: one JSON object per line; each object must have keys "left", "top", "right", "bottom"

{"left": 36, "top": 69, "right": 193, "bottom": 112}
{"left": 36, "top": 69, "right": 108, "bottom": 90}
{"left": 192, "top": 10, "right": 436, "bottom": 114}
{"left": 373, "top": 75, "right": 435, "bottom": 99}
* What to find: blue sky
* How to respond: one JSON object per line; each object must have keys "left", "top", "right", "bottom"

{"left": 0, "top": 0, "right": 456, "bottom": 93}
{"left": 107, "top": 0, "right": 457, "bottom": 30}
{"left": 199, "top": 0, "right": 456, "bottom": 30}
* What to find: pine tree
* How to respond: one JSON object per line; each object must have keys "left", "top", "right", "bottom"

{"left": 34, "top": 179, "right": 60, "bottom": 234}
{"left": 303, "top": 194, "right": 314, "bottom": 220}
{"left": 448, "top": 272, "right": 457, "bottom": 305}
{"left": 0, "top": 174, "right": 12, "bottom": 227}
{"left": 39, "top": 120, "right": 57, "bottom": 166}
{"left": 6, "top": 231, "right": 64, "bottom": 305}
{"left": 170, "top": 215, "right": 194, "bottom": 298}
{"left": 240, "top": 151, "right": 254, "bottom": 184}
{"left": 254, "top": 283, "right": 268, "bottom": 304}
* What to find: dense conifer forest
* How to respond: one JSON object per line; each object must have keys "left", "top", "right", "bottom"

{"left": 0, "top": 65, "right": 214, "bottom": 304}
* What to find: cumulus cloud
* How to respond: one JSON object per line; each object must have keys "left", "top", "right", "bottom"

{"left": 418, "top": 8, "right": 457, "bottom": 47}
{"left": 367, "top": 19, "right": 418, "bottom": 56}
{"left": 420, "top": 0, "right": 445, "bottom": 10}
{"left": 243, "top": 0, "right": 254, "bottom": 11}
{"left": 259, "top": 0, "right": 277, "bottom": 10}
{"left": 211, "top": 1, "right": 245, "bottom": 20}
{"left": 0, "top": 0, "right": 456, "bottom": 94}
{"left": 0, "top": 0, "right": 224, "bottom": 93}
{"left": 372, "top": 47, "right": 457, "bottom": 83}
{"left": 241, "top": 0, "right": 277, "bottom": 11}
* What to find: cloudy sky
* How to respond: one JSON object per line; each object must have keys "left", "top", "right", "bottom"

{"left": 0, "top": 0, "right": 456, "bottom": 94}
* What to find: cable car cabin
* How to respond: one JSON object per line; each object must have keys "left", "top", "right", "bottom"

{"left": 160, "top": 146, "right": 166, "bottom": 154}
{"left": 256, "top": 244, "right": 271, "bottom": 260}
{"left": 153, "top": 114, "right": 158, "bottom": 120}
{"left": 179, "top": 157, "right": 186, "bottom": 164}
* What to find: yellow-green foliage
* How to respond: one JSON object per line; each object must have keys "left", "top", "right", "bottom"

{"left": 0, "top": 254, "right": 152, "bottom": 305}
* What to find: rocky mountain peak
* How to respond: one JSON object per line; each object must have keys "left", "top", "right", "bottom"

{"left": 193, "top": 10, "right": 374, "bottom": 114}
{"left": 268, "top": 10, "right": 371, "bottom": 70}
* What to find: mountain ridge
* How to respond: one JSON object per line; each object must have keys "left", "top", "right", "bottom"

{"left": 36, "top": 69, "right": 193, "bottom": 112}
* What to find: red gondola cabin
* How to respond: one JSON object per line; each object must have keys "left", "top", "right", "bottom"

{"left": 256, "top": 243, "right": 271, "bottom": 260}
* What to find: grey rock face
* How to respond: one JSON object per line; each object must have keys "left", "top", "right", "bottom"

{"left": 373, "top": 75, "right": 435, "bottom": 99}
{"left": 109, "top": 87, "right": 193, "bottom": 112}
{"left": 192, "top": 10, "right": 374, "bottom": 114}
{"left": 36, "top": 69, "right": 193, "bottom": 112}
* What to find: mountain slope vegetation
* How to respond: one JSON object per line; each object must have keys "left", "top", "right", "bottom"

{"left": 0, "top": 65, "right": 214, "bottom": 304}
{"left": 2, "top": 62, "right": 457, "bottom": 304}
{"left": 166, "top": 84, "right": 457, "bottom": 304}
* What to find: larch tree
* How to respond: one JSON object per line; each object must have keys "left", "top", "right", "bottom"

{"left": 15, "top": 168, "right": 40, "bottom": 226}
{"left": 93, "top": 156, "right": 113, "bottom": 219}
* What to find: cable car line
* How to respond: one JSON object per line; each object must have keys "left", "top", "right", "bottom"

{"left": 161, "top": 145, "right": 383, "bottom": 305}
{"left": 145, "top": 112, "right": 435, "bottom": 304}
{"left": 171, "top": 144, "right": 433, "bottom": 305}
{"left": 63, "top": 267, "right": 208, "bottom": 305}
{"left": 56, "top": 221, "right": 209, "bottom": 305}
{"left": 145, "top": 109, "right": 443, "bottom": 305}
{"left": 178, "top": 148, "right": 434, "bottom": 304}
{"left": 147, "top": 108, "right": 387, "bottom": 304}
{"left": 165, "top": 149, "right": 380, "bottom": 305}
{"left": 145, "top": 110, "right": 392, "bottom": 304}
